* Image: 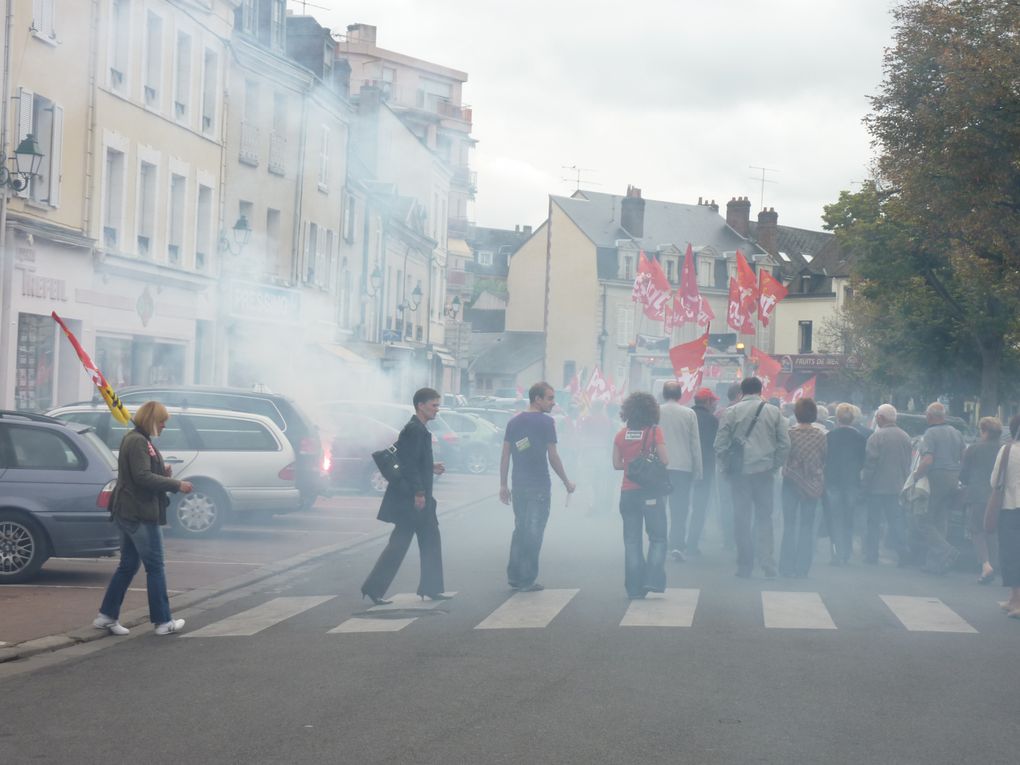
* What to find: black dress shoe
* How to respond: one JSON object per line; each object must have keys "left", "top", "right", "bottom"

{"left": 362, "top": 591, "right": 392, "bottom": 606}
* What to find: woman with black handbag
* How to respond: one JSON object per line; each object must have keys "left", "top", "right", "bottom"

{"left": 612, "top": 392, "right": 671, "bottom": 599}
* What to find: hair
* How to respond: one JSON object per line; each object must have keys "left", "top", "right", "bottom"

{"left": 662, "top": 381, "right": 683, "bottom": 401}
{"left": 529, "top": 381, "right": 554, "bottom": 403}
{"left": 740, "top": 377, "right": 763, "bottom": 395}
{"left": 1010, "top": 414, "right": 1020, "bottom": 441}
{"left": 620, "top": 392, "right": 660, "bottom": 430}
{"left": 133, "top": 401, "right": 169, "bottom": 437}
{"left": 876, "top": 403, "right": 897, "bottom": 423}
{"left": 979, "top": 416, "right": 1003, "bottom": 440}
{"left": 835, "top": 403, "right": 855, "bottom": 425}
{"left": 926, "top": 401, "right": 946, "bottom": 421}
{"left": 413, "top": 387, "right": 441, "bottom": 408}
{"left": 794, "top": 397, "right": 817, "bottom": 424}
{"left": 726, "top": 382, "right": 742, "bottom": 402}
{"left": 816, "top": 404, "right": 830, "bottom": 421}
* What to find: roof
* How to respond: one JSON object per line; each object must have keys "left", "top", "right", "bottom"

{"left": 552, "top": 190, "right": 766, "bottom": 257}
{"left": 749, "top": 221, "right": 849, "bottom": 279}
{"left": 470, "top": 332, "right": 546, "bottom": 376}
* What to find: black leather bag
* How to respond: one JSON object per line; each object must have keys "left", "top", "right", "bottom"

{"left": 721, "top": 402, "right": 766, "bottom": 476}
{"left": 626, "top": 427, "right": 673, "bottom": 496}
{"left": 371, "top": 443, "right": 400, "bottom": 483}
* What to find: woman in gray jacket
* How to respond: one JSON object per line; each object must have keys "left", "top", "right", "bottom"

{"left": 93, "top": 401, "right": 192, "bottom": 636}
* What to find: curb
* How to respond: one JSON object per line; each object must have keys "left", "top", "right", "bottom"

{"left": 0, "top": 491, "right": 496, "bottom": 665}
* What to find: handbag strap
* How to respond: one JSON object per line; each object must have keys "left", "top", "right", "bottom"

{"left": 640, "top": 426, "right": 657, "bottom": 457}
{"left": 743, "top": 401, "right": 767, "bottom": 440}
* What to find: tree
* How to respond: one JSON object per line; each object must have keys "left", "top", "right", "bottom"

{"left": 855, "top": 0, "right": 1020, "bottom": 413}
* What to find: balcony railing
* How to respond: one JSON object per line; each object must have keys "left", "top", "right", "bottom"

{"left": 268, "top": 131, "right": 286, "bottom": 175}
{"left": 436, "top": 99, "right": 472, "bottom": 125}
{"left": 452, "top": 166, "right": 478, "bottom": 192}
{"left": 239, "top": 121, "right": 259, "bottom": 166}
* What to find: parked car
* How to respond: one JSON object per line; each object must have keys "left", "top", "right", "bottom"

{"left": 436, "top": 410, "right": 502, "bottom": 474}
{"left": 318, "top": 412, "right": 399, "bottom": 494}
{"left": 442, "top": 393, "right": 467, "bottom": 409}
{"left": 457, "top": 407, "right": 516, "bottom": 432}
{"left": 109, "top": 386, "right": 323, "bottom": 509}
{"left": 47, "top": 404, "right": 301, "bottom": 537}
{"left": 0, "top": 410, "right": 118, "bottom": 583}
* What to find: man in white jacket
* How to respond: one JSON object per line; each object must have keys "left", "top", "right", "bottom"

{"left": 660, "top": 381, "right": 703, "bottom": 561}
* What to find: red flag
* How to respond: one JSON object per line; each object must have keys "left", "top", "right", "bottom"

{"left": 51, "top": 311, "right": 132, "bottom": 424}
{"left": 668, "top": 330, "right": 710, "bottom": 401}
{"left": 584, "top": 366, "right": 612, "bottom": 404}
{"left": 750, "top": 347, "right": 782, "bottom": 399}
{"left": 788, "top": 376, "right": 817, "bottom": 403}
{"left": 757, "top": 269, "right": 788, "bottom": 327}
{"left": 735, "top": 251, "right": 758, "bottom": 322}
{"left": 669, "top": 244, "right": 716, "bottom": 329}
{"left": 632, "top": 251, "right": 672, "bottom": 321}
{"left": 727, "top": 278, "right": 754, "bottom": 334}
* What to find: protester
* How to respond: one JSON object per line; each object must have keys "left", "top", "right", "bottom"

{"left": 825, "top": 403, "right": 867, "bottom": 564}
{"left": 613, "top": 392, "right": 670, "bottom": 599}
{"left": 912, "top": 402, "right": 965, "bottom": 574}
{"left": 992, "top": 416, "right": 1020, "bottom": 618}
{"left": 688, "top": 388, "right": 720, "bottom": 556}
{"left": 861, "top": 404, "right": 913, "bottom": 565}
{"left": 94, "top": 401, "right": 193, "bottom": 636}
{"left": 361, "top": 388, "right": 449, "bottom": 605}
{"left": 499, "top": 381, "right": 576, "bottom": 591}
{"left": 961, "top": 417, "right": 1003, "bottom": 583}
{"left": 779, "top": 398, "right": 827, "bottom": 578}
{"left": 715, "top": 382, "right": 743, "bottom": 552}
{"left": 659, "top": 381, "right": 702, "bottom": 561}
{"left": 714, "top": 377, "right": 790, "bottom": 579}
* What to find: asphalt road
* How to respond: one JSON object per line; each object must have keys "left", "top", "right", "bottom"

{"left": 2, "top": 488, "right": 1017, "bottom": 764}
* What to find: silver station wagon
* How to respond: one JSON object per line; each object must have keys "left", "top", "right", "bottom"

{"left": 47, "top": 405, "right": 301, "bottom": 537}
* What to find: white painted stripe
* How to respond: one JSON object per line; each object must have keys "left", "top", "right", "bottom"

{"left": 880, "top": 595, "right": 977, "bottom": 633}
{"left": 475, "top": 589, "right": 579, "bottom": 630}
{"left": 183, "top": 596, "right": 333, "bottom": 638}
{"left": 762, "top": 591, "right": 836, "bottom": 630}
{"left": 328, "top": 593, "right": 457, "bottom": 634}
{"left": 620, "top": 588, "right": 700, "bottom": 627}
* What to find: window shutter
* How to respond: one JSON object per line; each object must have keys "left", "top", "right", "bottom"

{"left": 16, "top": 88, "right": 34, "bottom": 199}
{"left": 47, "top": 104, "right": 63, "bottom": 207}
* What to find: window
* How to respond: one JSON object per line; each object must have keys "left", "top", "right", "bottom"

{"left": 174, "top": 32, "right": 191, "bottom": 122}
{"left": 14, "top": 313, "right": 55, "bottom": 411}
{"left": 32, "top": 0, "right": 56, "bottom": 40}
{"left": 318, "top": 126, "right": 329, "bottom": 191}
{"left": 342, "top": 192, "right": 356, "bottom": 243}
{"left": 622, "top": 255, "right": 633, "bottom": 281}
{"left": 201, "top": 49, "right": 218, "bottom": 134}
{"left": 270, "top": 0, "right": 286, "bottom": 49}
{"left": 187, "top": 415, "right": 278, "bottom": 451}
{"left": 195, "top": 184, "right": 212, "bottom": 270}
{"left": 236, "top": 0, "right": 255, "bottom": 33}
{"left": 417, "top": 78, "right": 452, "bottom": 111}
{"left": 305, "top": 222, "right": 318, "bottom": 283}
{"left": 143, "top": 12, "right": 163, "bottom": 108}
{"left": 714, "top": 258, "right": 729, "bottom": 289}
{"left": 665, "top": 259, "right": 674, "bottom": 283}
{"left": 798, "top": 320, "right": 813, "bottom": 354}
{"left": 5, "top": 426, "right": 83, "bottom": 470}
{"left": 109, "top": 0, "right": 130, "bottom": 93}
{"left": 16, "top": 89, "right": 63, "bottom": 206}
{"left": 137, "top": 161, "right": 157, "bottom": 256}
{"left": 323, "top": 229, "right": 335, "bottom": 289}
{"left": 266, "top": 208, "right": 281, "bottom": 273}
{"left": 103, "top": 148, "right": 125, "bottom": 247}
{"left": 478, "top": 250, "right": 493, "bottom": 267}
{"left": 168, "top": 174, "right": 185, "bottom": 265}
{"left": 616, "top": 304, "right": 634, "bottom": 346}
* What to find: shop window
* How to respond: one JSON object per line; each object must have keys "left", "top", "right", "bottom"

{"left": 15, "top": 313, "right": 56, "bottom": 411}
{"left": 95, "top": 336, "right": 185, "bottom": 387}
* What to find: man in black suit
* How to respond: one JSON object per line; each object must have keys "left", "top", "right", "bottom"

{"left": 361, "top": 388, "right": 449, "bottom": 604}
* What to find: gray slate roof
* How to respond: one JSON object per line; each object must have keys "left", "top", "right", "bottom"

{"left": 748, "top": 221, "right": 849, "bottom": 279}
{"left": 470, "top": 331, "right": 545, "bottom": 375}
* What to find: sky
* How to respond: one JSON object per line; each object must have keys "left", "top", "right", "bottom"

{"left": 311, "top": 0, "right": 899, "bottom": 233}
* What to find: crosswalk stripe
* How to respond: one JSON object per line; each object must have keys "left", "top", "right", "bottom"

{"left": 620, "top": 588, "right": 700, "bottom": 627}
{"left": 475, "top": 588, "right": 579, "bottom": 630}
{"left": 183, "top": 596, "right": 334, "bottom": 638}
{"left": 880, "top": 595, "right": 977, "bottom": 633}
{"left": 762, "top": 591, "right": 836, "bottom": 630}
{"left": 329, "top": 593, "right": 456, "bottom": 634}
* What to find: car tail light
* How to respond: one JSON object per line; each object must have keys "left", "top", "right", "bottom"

{"left": 299, "top": 436, "right": 318, "bottom": 455}
{"left": 321, "top": 448, "right": 332, "bottom": 474}
{"left": 279, "top": 463, "right": 296, "bottom": 481}
{"left": 97, "top": 479, "right": 116, "bottom": 510}
{"left": 441, "top": 432, "right": 460, "bottom": 443}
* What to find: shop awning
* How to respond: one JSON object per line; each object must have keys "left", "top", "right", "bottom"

{"left": 318, "top": 343, "right": 373, "bottom": 367}
{"left": 432, "top": 347, "right": 457, "bottom": 367}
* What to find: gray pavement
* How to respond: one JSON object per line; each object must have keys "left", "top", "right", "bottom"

{"left": 2, "top": 490, "right": 1017, "bottom": 764}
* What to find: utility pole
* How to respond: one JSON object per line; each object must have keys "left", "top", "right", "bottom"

{"left": 749, "top": 165, "right": 779, "bottom": 211}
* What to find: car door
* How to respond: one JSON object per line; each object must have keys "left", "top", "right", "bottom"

{"left": 0, "top": 423, "right": 99, "bottom": 517}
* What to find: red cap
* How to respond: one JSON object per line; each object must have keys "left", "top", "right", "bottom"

{"left": 694, "top": 387, "right": 719, "bottom": 401}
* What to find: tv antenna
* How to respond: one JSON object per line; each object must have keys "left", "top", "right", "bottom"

{"left": 749, "top": 165, "right": 780, "bottom": 210}
{"left": 291, "top": 0, "right": 331, "bottom": 13}
{"left": 561, "top": 165, "right": 600, "bottom": 191}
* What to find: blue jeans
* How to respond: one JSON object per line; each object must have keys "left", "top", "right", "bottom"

{"left": 826, "top": 485, "right": 859, "bottom": 562}
{"left": 507, "top": 487, "right": 551, "bottom": 588}
{"left": 620, "top": 489, "right": 667, "bottom": 597}
{"left": 99, "top": 518, "right": 172, "bottom": 624}
{"left": 779, "top": 480, "right": 819, "bottom": 577}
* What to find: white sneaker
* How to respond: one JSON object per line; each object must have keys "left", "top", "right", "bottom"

{"left": 93, "top": 614, "right": 130, "bottom": 636}
{"left": 154, "top": 618, "right": 185, "bottom": 635}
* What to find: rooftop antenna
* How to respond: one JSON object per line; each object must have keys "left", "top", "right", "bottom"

{"left": 291, "top": 0, "right": 331, "bottom": 13}
{"left": 749, "top": 165, "right": 780, "bottom": 210}
{"left": 561, "top": 164, "right": 600, "bottom": 191}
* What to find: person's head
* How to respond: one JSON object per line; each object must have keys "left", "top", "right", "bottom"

{"left": 875, "top": 403, "right": 897, "bottom": 427}
{"left": 740, "top": 377, "right": 763, "bottom": 397}
{"left": 726, "top": 382, "right": 742, "bottom": 403}
{"left": 134, "top": 400, "right": 170, "bottom": 437}
{"left": 662, "top": 381, "right": 683, "bottom": 401}
{"left": 528, "top": 381, "right": 556, "bottom": 413}
{"left": 816, "top": 404, "right": 830, "bottom": 422}
{"left": 620, "top": 392, "right": 660, "bottom": 430}
{"left": 794, "top": 397, "right": 817, "bottom": 424}
{"left": 1010, "top": 414, "right": 1020, "bottom": 441}
{"left": 413, "top": 387, "right": 441, "bottom": 422}
{"left": 925, "top": 401, "right": 946, "bottom": 424}
{"left": 835, "top": 403, "right": 855, "bottom": 426}
{"left": 694, "top": 387, "right": 719, "bottom": 410}
{"left": 979, "top": 416, "right": 1003, "bottom": 442}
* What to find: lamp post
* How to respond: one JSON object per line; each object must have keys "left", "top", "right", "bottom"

{"left": 364, "top": 264, "right": 383, "bottom": 342}
{"left": 735, "top": 340, "right": 746, "bottom": 379}
{"left": 218, "top": 215, "right": 252, "bottom": 257}
{"left": 397, "top": 281, "right": 422, "bottom": 340}
{"left": 445, "top": 296, "right": 463, "bottom": 393}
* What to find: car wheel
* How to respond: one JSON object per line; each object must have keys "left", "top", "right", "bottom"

{"left": 169, "top": 484, "right": 227, "bottom": 537}
{"left": 366, "top": 467, "right": 388, "bottom": 495}
{"left": 0, "top": 511, "right": 50, "bottom": 584}
{"left": 464, "top": 446, "right": 488, "bottom": 475}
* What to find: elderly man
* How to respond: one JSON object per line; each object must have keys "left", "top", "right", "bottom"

{"left": 862, "top": 404, "right": 913, "bottom": 565}
{"left": 660, "top": 381, "right": 703, "bottom": 561}
{"left": 912, "top": 402, "right": 965, "bottom": 574}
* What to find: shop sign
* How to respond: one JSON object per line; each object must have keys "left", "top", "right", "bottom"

{"left": 779, "top": 354, "right": 860, "bottom": 373}
{"left": 19, "top": 269, "right": 68, "bottom": 301}
{"left": 224, "top": 281, "right": 300, "bottom": 323}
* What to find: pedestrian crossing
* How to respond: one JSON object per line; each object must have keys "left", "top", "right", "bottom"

{"left": 175, "top": 588, "right": 998, "bottom": 639}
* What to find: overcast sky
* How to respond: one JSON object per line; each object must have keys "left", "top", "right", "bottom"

{"left": 312, "top": 0, "right": 898, "bottom": 233}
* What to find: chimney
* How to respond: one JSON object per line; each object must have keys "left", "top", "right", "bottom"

{"left": 756, "top": 207, "right": 779, "bottom": 256}
{"left": 726, "top": 196, "right": 751, "bottom": 237}
{"left": 523, "top": 225, "right": 533, "bottom": 237}
{"left": 621, "top": 185, "right": 645, "bottom": 238}
{"left": 347, "top": 23, "right": 377, "bottom": 45}
{"left": 708, "top": 199, "right": 718, "bottom": 213}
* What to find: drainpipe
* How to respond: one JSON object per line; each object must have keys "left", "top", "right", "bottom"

{"left": 0, "top": 0, "right": 16, "bottom": 407}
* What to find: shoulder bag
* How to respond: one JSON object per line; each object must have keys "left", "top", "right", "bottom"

{"left": 626, "top": 426, "right": 673, "bottom": 496}
{"left": 721, "top": 402, "right": 767, "bottom": 476}
{"left": 371, "top": 443, "right": 401, "bottom": 483}
{"left": 984, "top": 442, "right": 1011, "bottom": 533}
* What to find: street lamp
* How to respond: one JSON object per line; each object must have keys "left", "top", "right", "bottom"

{"left": 365, "top": 265, "right": 383, "bottom": 296}
{"left": 444, "top": 295, "right": 462, "bottom": 320}
{"left": 218, "top": 215, "right": 252, "bottom": 256}
{"left": 735, "top": 340, "right": 746, "bottom": 379}
{"left": 396, "top": 281, "right": 422, "bottom": 339}
{"left": 0, "top": 134, "right": 45, "bottom": 192}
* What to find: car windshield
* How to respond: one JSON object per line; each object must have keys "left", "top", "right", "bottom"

{"left": 78, "top": 428, "right": 118, "bottom": 470}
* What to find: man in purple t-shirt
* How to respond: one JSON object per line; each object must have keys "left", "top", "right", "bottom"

{"left": 499, "top": 381, "right": 576, "bottom": 591}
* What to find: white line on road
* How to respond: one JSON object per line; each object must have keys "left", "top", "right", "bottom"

{"left": 0, "top": 584, "right": 182, "bottom": 593}
{"left": 880, "top": 595, "right": 977, "bottom": 633}
{"left": 474, "top": 588, "right": 579, "bottom": 630}
{"left": 329, "top": 593, "right": 457, "bottom": 634}
{"left": 620, "top": 588, "right": 700, "bottom": 627}
{"left": 762, "top": 591, "right": 837, "bottom": 630}
{"left": 183, "top": 596, "right": 334, "bottom": 638}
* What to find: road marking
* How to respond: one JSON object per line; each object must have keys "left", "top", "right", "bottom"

{"left": 620, "top": 588, "right": 700, "bottom": 627}
{"left": 0, "top": 584, "right": 181, "bottom": 593}
{"left": 475, "top": 588, "right": 579, "bottom": 630}
{"left": 329, "top": 593, "right": 457, "bottom": 634}
{"left": 183, "top": 596, "right": 333, "bottom": 638}
{"left": 880, "top": 595, "right": 977, "bottom": 633}
{"left": 762, "top": 591, "right": 836, "bottom": 630}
